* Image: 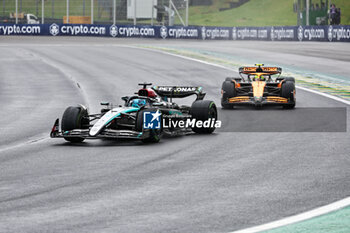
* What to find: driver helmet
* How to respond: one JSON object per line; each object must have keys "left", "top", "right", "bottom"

{"left": 131, "top": 99, "right": 147, "bottom": 108}
{"left": 255, "top": 75, "right": 265, "bottom": 81}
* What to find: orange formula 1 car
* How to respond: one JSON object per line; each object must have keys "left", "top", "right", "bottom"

{"left": 221, "top": 64, "right": 296, "bottom": 109}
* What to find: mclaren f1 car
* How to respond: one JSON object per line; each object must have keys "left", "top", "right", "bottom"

{"left": 50, "top": 83, "right": 218, "bottom": 143}
{"left": 221, "top": 64, "right": 296, "bottom": 109}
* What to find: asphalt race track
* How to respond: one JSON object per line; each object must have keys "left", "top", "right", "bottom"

{"left": 0, "top": 37, "right": 349, "bottom": 233}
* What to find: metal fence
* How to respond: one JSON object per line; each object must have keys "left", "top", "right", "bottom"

{"left": 0, "top": 0, "right": 189, "bottom": 25}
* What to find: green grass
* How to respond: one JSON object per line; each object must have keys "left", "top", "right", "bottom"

{"left": 186, "top": 0, "right": 350, "bottom": 26}
{"left": 264, "top": 206, "right": 350, "bottom": 233}
{"left": 187, "top": 0, "right": 296, "bottom": 26}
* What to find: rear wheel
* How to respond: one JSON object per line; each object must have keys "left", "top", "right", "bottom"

{"left": 221, "top": 81, "right": 236, "bottom": 109}
{"left": 61, "top": 105, "right": 89, "bottom": 142}
{"left": 136, "top": 108, "right": 162, "bottom": 143}
{"left": 281, "top": 81, "right": 296, "bottom": 109}
{"left": 191, "top": 100, "right": 217, "bottom": 134}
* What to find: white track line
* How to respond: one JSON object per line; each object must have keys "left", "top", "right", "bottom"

{"left": 131, "top": 45, "right": 350, "bottom": 233}
{"left": 230, "top": 197, "right": 350, "bottom": 233}
{"left": 296, "top": 86, "right": 350, "bottom": 106}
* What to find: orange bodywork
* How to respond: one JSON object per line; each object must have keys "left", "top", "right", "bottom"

{"left": 277, "top": 80, "right": 283, "bottom": 88}
{"left": 226, "top": 65, "right": 292, "bottom": 105}
{"left": 242, "top": 67, "right": 279, "bottom": 74}
{"left": 228, "top": 96, "right": 250, "bottom": 103}
{"left": 251, "top": 81, "right": 266, "bottom": 98}
{"left": 228, "top": 96, "right": 288, "bottom": 103}
{"left": 227, "top": 69, "right": 291, "bottom": 104}
{"left": 266, "top": 96, "right": 288, "bottom": 103}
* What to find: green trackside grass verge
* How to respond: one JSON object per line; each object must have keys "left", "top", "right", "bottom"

{"left": 137, "top": 45, "right": 350, "bottom": 101}
{"left": 263, "top": 206, "right": 350, "bottom": 233}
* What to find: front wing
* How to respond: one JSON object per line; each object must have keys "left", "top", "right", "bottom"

{"left": 50, "top": 119, "right": 150, "bottom": 140}
{"left": 225, "top": 96, "right": 291, "bottom": 106}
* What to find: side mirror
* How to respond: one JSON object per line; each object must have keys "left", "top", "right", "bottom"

{"left": 121, "top": 96, "right": 129, "bottom": 102}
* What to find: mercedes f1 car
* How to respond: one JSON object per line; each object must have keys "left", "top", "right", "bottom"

{"left": 50, "top": 83, "right": 218, "bottom": 143}
{"left": 221, "top": 64, "right": 296, "bottom": 109}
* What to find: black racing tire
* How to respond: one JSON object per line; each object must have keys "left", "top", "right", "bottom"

{"left": 281, "top": 81, "right": 296, "bottom": 109}
{"left": 136, "top": 108, "right": 161, "bottom": 143}
{"left": 191, "top": 100, "right": 217, "bottom": 134}
{"left": 283, "top": 77, "right": 295, "bottom": 83}
{"left": 61, "top": 105, "right": 89, "bottom": 142}
{"left": 221, "top": 81, "right": 236, "bottom": 109}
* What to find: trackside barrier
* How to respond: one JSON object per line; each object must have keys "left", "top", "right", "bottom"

{"left": 0, "top": 23, "right": 349, "bottom": 42}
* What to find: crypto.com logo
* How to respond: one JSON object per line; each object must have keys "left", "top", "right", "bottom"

{"left": 328, "top": 25, "right": 333, "bottom": 42}
{"left": 49, "top": 23, "right": 59, "bottom": 36}
{"left": 232, "top": 27, "right": 237, "bottom": 40}
{"left": 298, "top": 26, "right": 304, "bottom": 41}
{"left": 160, "top": 26, "right": 167, "bottom": 39}
{"left": 270, "top": 27, "right": 275, "bottom": 41}
{"left": 201, "top": 26, "right": 206, "bottom": 40}
{"left": 109, "top": 25, "right": 118, "bottom": 37}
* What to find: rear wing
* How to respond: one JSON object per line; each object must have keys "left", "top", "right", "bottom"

{"left": 152, "top": 86, "right": 206, "bottom": 100}
{"left": 239, "top": 66, "right": 282, "bottom": 75}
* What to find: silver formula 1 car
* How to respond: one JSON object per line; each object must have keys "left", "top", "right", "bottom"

{"left": 50, "top": 83, "right": 218, "bottom": 143}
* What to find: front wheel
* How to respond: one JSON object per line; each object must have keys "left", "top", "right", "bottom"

{"left": 61, "top": 105, "right": 89, "bottom": 142}
{"left": 281, "top": 81, "right": 296, "bottom": 109}
{"left": 191, "top": 100, "right": 218, "bottom": 134}
{"left": 221, "top": 81, "right": 236, "bottom": 109}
